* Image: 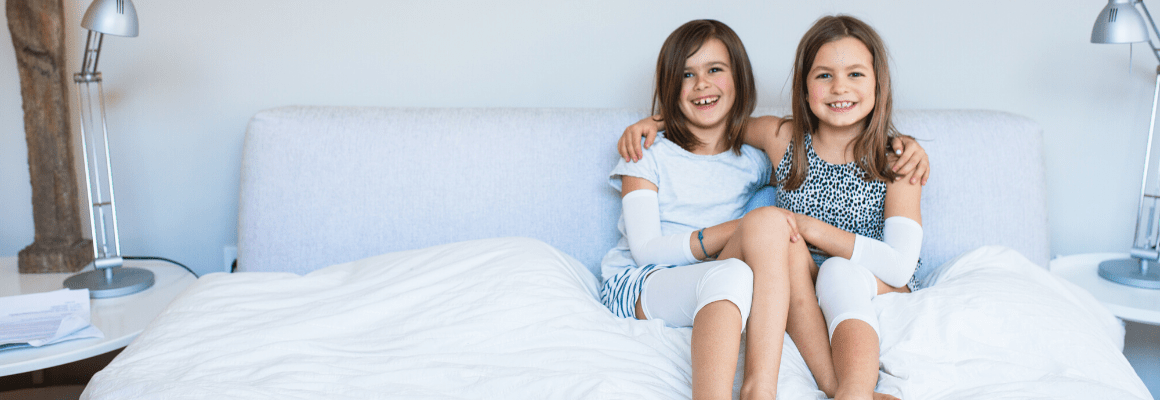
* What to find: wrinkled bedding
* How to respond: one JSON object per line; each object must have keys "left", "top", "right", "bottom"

{"left": 771, "top": 245, "right": 1150, "bottom": 399}
{"left": 82, "top": 239, "right": 1151, "bottom": 399}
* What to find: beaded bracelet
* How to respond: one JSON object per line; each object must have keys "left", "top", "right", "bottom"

{"left": 698, "top": 228, "right": 710, "bottom": 260}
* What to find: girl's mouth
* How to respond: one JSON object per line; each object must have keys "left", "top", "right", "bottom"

{"left": 692, "top": 96, "right": 719, "bottom": 109}
{"left": 827, "top": 101, "right": 855, "bottom": 112}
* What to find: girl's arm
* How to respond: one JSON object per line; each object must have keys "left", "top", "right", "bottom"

{"left": 616, "top": 117, "right": 933, "bottom": 186}
{"left": 618, "top": 116, "right": 663, "bottom": 163}
{"left": 620, "top": 176, "right": 696, "bottom": 266}
{"left": 621, "top": 176, "right": 798, "bottom": 263}
{"left": 617, "top": 115, "right": 786, "bottom": 162}
{"left": 892, "top": 136, "right": 930, "bottom": 185}
{"left": 622, "top": 176, "right": 723, "bottom": 265}
{"left": 795, "top": 168, "right": 923, "bottom": 289}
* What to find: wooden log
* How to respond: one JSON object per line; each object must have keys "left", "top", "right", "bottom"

{"left": 8, "top": 0, "right": 93, "bottom": 273}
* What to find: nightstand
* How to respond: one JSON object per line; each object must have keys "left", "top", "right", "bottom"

{"left": 0, "top": 257, "right": 197, "bottom": 376}
{"left": 1050, "top": 253, "right": 1160, "bottom": 325}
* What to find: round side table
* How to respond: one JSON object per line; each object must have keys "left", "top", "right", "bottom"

{"left": 1051, "top": 253, "right": 1160, "bottom": 325}
{"left": 0, "top": 257, "right": 197, "bottom": 376}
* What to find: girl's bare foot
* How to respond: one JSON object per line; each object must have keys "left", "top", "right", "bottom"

{"left": 873, "top": 391, "right": 900, "bottom": 400}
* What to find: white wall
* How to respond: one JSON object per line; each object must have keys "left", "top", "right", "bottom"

{"left": 0, "top": 0, "right": 1145, "bottom": 274}
{"left": 1, "top": 0, "right": 1156, "bottom": 393}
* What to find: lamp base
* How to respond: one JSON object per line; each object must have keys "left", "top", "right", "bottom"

{"left": 64, "top": 267, "right": 154, "bottom": 298}
{"left": 1098, "top": 258, "right": 1160, "bottom": 289}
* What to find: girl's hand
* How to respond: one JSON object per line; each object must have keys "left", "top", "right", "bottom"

{"left": 792, "top": 212, "right": 813, "bottom": 243}
{"left": 619, "top": 116, "right": 663, "bottom": 163}
{"left": 769, "top": 207, "right": 803, "bottom": 243}
{"left": 786, "top": 211, "right": 803, "bottom": 243}
{"left": 890, "top": 136, "right": 930, "bottom": 185}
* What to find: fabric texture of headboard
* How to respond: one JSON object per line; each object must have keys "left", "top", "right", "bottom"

{"left": 237, "top": 106, "right": 1049, "bottom": 276}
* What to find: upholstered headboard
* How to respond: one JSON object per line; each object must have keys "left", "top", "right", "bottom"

{"left": 237, "top": 106, "right": 1049, "bottom": 275}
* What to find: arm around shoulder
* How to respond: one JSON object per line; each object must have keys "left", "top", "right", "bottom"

{"left": 619, "top": 116, "right": 665, "bottom": 163}
{"left": 742, "top": 116, "right": 789, "bottom": 151}
{"left": 883, "top": 167, "right": 922, "bottom": 224}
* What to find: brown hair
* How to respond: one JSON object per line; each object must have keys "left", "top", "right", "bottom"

{"left": 781, "top": 15, "right": 900, "bottom": 191}
{"left": 652, "top": 19, "right": 756, "bottom": 155}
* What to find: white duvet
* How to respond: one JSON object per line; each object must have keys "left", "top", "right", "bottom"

{"left": 82, "top": 238, "right": 1151, "bottom": 400}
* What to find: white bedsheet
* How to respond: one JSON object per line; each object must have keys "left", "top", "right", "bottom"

{"left": 769, "top": 245, "right": 1151, "bottom": 400}
{"left": 83, "top": 238, "right": 695, "bottom": 399}
{"left": 82, "top": 239, "right": 1151, "bottom": 399}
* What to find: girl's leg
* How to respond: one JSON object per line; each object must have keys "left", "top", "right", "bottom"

{"left": 691, "top": 301, "right": 744, "bottom": 400}
{"left": 783, "top": 240, "right": 838, "bottom": 397}
{"left": 635, "top": 261, "right": 754, "bottom": 400}
{"left": 831, "top": 321, "right": 882, "bottom": 400}
{"left": 817, "top": 258, "right": 907, "bottom": 400}
{"left": 716, "top": 207, "right": 794, "bottom": 400}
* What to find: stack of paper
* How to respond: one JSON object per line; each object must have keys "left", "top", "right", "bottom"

{"left": 0, "top": 289, "right": 104, "bottom": 350}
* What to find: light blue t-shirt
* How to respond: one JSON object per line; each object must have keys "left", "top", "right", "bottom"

{"left": 599, "top": 137, "right": 773, "bottom": 282}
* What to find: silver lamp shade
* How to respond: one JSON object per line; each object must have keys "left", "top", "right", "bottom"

{"left": 81, "top": 0, "right": 138, "bottom": 37}
{"left": 1093, "top": 0, "right": 1150, "bottom": 43}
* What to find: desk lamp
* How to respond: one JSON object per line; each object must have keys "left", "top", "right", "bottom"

{"left": 1092, "top": 0, "right": 1160, "bottom": 289}
{"left": 63, "top": 0, "right": 154, "bottom": 298}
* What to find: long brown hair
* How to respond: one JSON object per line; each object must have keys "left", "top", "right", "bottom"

{"left": 782, "top": 15, "right": 899, "bottom": 190}
{"left": 652, "top": 19, "right": 756, "bottom": 155}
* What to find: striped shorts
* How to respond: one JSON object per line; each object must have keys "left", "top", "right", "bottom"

{"left": 600, "top": 264, "right": 670, "bottom": 319}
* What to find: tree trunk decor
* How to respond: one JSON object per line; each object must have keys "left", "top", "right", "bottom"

{"left": 8, "top": 0, "right": 93, "bottom": 273}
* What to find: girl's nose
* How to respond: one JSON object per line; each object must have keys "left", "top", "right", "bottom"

{"left": 830, "top": 78, "right": 848, "bottom": 93}
{"left": 695, "top": 75, "right": 712, "bottom": 90}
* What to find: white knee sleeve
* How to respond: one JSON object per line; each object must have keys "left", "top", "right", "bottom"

{"left": 641, "top": 259, "right": 754, "bottom": 330}
{"left": 815, "top": 257, "right": 879, "bottom": 339}
{"left": 694, "top": 259, "right": 754, "bottom": 330}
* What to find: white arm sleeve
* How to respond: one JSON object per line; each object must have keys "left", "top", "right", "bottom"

{"left": 850, "top": 216, "right": 923, "bottom": 288}
{"left": 622, "top": 189, "right": 697, "bottom": 266}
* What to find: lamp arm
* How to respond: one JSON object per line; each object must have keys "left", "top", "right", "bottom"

{"left": 79, "top": 31, "right": 103, "bottom": 78}
{"left": 1133, "top": 70, "right": 1160, "bottom": 255}
{"left": 1137, "top": 0, "right": 1160, "bottom": 63}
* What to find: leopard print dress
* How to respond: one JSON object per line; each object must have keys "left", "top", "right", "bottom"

{"left": 775, "top": 133, "right": 924, "bottom": 291}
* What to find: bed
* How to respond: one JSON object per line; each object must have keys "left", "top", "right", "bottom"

{"left": 81, "top": 107, "right": 1153, "bottom": 399}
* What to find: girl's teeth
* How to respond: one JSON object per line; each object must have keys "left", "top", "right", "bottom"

{"left": 829, "top": 102, "right": 853, "bottom": 108}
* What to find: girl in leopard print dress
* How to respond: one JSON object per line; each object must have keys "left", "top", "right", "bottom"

{"left": 774, "top": 16, "right": 926, "bottom": 400}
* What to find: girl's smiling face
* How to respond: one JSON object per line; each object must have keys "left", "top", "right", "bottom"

{"left": 679, "top": 38, "right": 735, "bottom": 136}
{"left": 807, "top": 37, "right": 876, "bottom": 134}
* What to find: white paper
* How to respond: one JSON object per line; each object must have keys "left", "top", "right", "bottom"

{"left": 0, "top": 289, "right": 103, "bottom": 350}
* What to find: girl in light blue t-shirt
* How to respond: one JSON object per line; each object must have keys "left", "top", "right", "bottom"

{"left": 597, "top": 20, "right": 825, "bottom": 399}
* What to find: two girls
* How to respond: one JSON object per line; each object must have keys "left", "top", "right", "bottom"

{"left": 603, "top": 16, "right": 928, "bottom": 400}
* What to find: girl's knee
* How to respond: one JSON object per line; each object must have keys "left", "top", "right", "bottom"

{"left": 738, "top": 206, "right": 794, "bottom": 238}
{"left": 816, "top": 258, "right": 851, "bottom": 287}
{"left": 740, "top": 206, "right": 790, "bottom": 228}
{"left": 700, "top": 259, "right": 754, "bottom": 297}
{"left": 816, "top": 258, "right": 876, "bottom": 299}
{"left": 814, "top": 257, "right": 881, "bottom": 339}
{"left": 696, "top": 259, "right": 754, "bottom": 328}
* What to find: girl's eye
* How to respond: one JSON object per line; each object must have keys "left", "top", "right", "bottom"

{"left": 850, "top": 72, "right": 864, "bottom": 77}
{"left": 815, "top": 73, "right": 831, "bottom": 79}
{"left": 709, "top": 67, "right": 723, "bottom": 73}
{"left": 684, "top": 72, "right": 694, "bottom": 78}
